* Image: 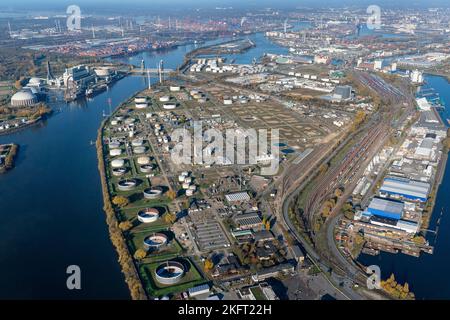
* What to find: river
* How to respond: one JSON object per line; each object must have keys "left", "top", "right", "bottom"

{"left": 1, "top": 26, "right": 448, "bottom": 299}
{"left": 0, "top": 28, "right": 296, "bottom": 299}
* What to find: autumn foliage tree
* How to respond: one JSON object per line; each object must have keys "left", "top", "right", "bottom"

{"left": 112, "top": 196, "right": 129, "bottom": 208}
{"left": 204, "top": 258, "right": 214, "bottom": 271}
{"left": 380, "top": 273, "right": 415, "bottom": 300}
{"left": 167, "top": 189, "right": 177, "bottom": 200}
{"left": 118, "top": 221, "right": 133, "bottom": 232}
{"left": 133, "top": 249, "right": 147, "bottom": 260}
{"left": 164, "top": 212, "right": 177, "bottom": 224}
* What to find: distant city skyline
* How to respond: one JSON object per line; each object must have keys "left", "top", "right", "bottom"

{"left": 1, "top": 0, "right": 450, "bottom": 11}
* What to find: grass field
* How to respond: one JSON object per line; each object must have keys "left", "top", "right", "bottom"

{"left": 139, "top": 258, "right": 206, "bottom": 297}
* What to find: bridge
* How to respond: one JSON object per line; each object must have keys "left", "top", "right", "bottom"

{"left": 129, "top": 68, "right": 174, "bottom": 74}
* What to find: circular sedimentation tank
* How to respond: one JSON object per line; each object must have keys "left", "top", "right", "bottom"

{"left": 143, "top": 187, "right": 163, "bottom": 199}
{"left": 143, "top": 233, "right": 168, "bottom": 250}
{"left": 111, "top": 159, "right": 125, "bottom": 168}
{"left": 117, "top": 179, "right": 137, "bottom": 191}
{"left": 154, "top": 261, "right": 185, "bottom": 285}
{"left": 112, "top": 167, "right": 127, "bottom": 177}
{"left": 137, "top": 208, "right": 159, "bottom": 223}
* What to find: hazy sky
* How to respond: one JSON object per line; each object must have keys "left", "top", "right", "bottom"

{"left": 1, "top": 0, "right": 449, "bottom": 11}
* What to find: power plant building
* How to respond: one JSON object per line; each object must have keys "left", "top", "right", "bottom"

{"left": 63, "top": 65, "right": 96, "bottom": 87}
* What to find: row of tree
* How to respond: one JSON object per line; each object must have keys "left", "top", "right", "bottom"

{"left": 96, "top": 127, "right": 147, "bottom": 300}
{"left": 381, "top": 273, "right": 415, "bottom": 300}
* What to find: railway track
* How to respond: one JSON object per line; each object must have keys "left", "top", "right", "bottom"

{"left": 303, "top": 121, "right": 389, "bottom": 232}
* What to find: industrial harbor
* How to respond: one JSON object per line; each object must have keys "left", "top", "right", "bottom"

{"left": 0, "top": 0, "right": 450, "bottom": 304}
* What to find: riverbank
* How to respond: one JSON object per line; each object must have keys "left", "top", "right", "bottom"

{"left": 96, "top": 93, "right": 147, "bottom": 300}
{"left": 358, "top": 74, "right": 450, "bottom": 299}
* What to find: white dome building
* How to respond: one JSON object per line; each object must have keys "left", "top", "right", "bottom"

{"left": 11, "top": 89, "right": 38, "bottom": 107}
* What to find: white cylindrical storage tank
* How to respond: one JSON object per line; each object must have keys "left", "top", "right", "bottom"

{"left": 159, "top": 96, "right": 170, "bottom": 102}
{"left": 146, "top": 113, "right": 153, "bottom": 119}
{"left": 131, "top": 139, "right": 144, "bottom": 147}
{"left": 135, "top": 96, "right": 147, "bottom": 103}
{"left": 178, "top": 175, "right": 185, "bottom": 182}
{"left": 109, "top": 141, "right": 120, "bottom": 149}
{"left": 163, "top": 103, "right": 176, "bottom": 110}
{"left": 125, "top": 118, "right": 135, "bottom": 125}
{"left": 223, "top": 99, "right": 233, "bottom": 105}
{"left": 111, "top": 159, "right": 125, "bottom": 168}
{"left": 135, "top": 103, "right": 148, "bottom": 109}
{"left": 111, "top": 120, "right": 119, "bottom": 126}
{"left": 189, "top": 185, "right": 197, "bottom": 191}
{"left": 184, "top": 177, "right": 192, "bottom": 184}
{"left": 182, "top": 182, "right": 190, "bottom": 190}
{"left": 170, "top": 86, "right": 181, "bottom": 92}
{"left": 137, "top": 156, "right": 151, "bottom": 165}
{"left": 186, "top": 189, "right": 194, "bottom": 197}
{"left": 110, "top": 148, "right": 122, "bottom": 156}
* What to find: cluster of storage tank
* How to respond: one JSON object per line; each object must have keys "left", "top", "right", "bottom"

{"left": 189, "top": 89, "right": 207, "bottom": 103}
{"left": 135, "top": 96, "right": 149, "bottom": 109}
{"left": 178, "top": 171, "right": 197, "bottom": 196}
{"left": 110, "top": 115, "right": 137, "bottom": 137}
{"left": 109, "top": 140, "right": 122, "bottom": 157}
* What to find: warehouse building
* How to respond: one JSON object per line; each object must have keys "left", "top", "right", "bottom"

{"left": 379, "top": 176, "right": 430, "bottom": 202}
{"left": 367, "top": 197, "right": 404, "bottom": 220}
{"left": 232, "top": 211, "right": 263, "bottom": 231}
{"left": 225, "top": 191, "right": 251, "bottom": 203}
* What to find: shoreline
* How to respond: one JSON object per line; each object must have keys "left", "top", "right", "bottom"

{"left": 0, "top": 143, "right": 18, "bottom": 173}
{"left": 96, "top": 93, "right": 147, "bottom": 300}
